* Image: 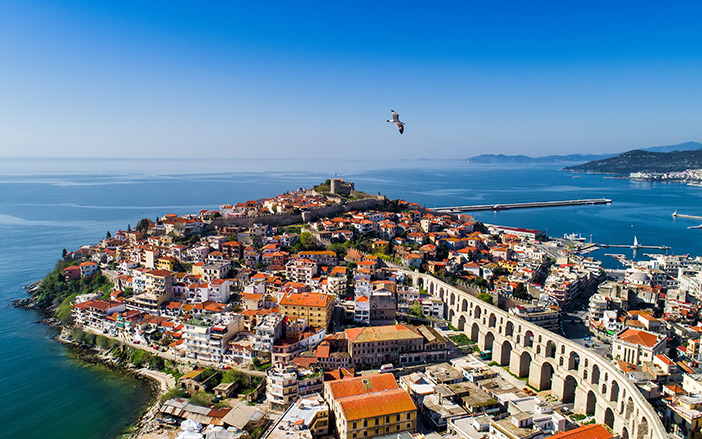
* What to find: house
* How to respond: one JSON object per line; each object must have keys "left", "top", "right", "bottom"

{"left": 345, "top": 325, "right": 424, "bottom": 368}
{"left": 267, "top": 393, "right": 330, "bottom": 439}
{"left": 612, "top": 328, "right": 667, "bottom": 366}
{"left": 549, "top": 424, "right": 616, "bottom": 439}
{"left": 79, "top": 261, "right": 98, "bottom": 278}
{"left": 298, "top": 250, "right": 337, "bottom": 267}
{"left": 286, "top": 259, "right": 318, "bottom": 284}
{"left": 178, "top": 369, "right": 209, "bottom": 393}
{"left": 323, "top": 373, "right": 417, "bottom": 439}
{"left": 72, "top": 300, "right": 126, "bottom": 332}
{"left": 267, "top": 365, "right": 324, "bottom": 411}
{"left": 279, "top": 293, "right": 334, "bottom": 329}
{"left": 182, "top": 314, "right": 245, "bottom": 363}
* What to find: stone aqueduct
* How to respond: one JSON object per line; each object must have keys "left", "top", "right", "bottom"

{"left": 408, "top": 272, "right": 666, "bottom": 439}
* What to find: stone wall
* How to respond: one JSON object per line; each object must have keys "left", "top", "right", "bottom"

{"left": 207, "top": 197, "right": 383, "bottom": 231}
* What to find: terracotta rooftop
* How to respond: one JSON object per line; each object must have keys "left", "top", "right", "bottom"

{"left": 280, "top": 292, "right": 333, "bottom": 308}
{"left": 550, "top": 424, "right": 615, "bottom": 439}
{"left": 338, "top": 388, "right": 416, "bottom": 421}
{"left": 345, "top": 325, "right": 422, "bottom": 344}
{"left": 617, "top": 328, "right": 661, "bottom": 348}
{"left": 326, "top": 373, "right": 398, "bottom": 400}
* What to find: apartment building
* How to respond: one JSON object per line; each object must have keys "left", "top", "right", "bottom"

{"left": 182, "top": 314, "right": 245, "bottom": 364}
{"left": 279, "top": 292, "right": 334, "bottom": 329}
{"left": 324, "top": 373, "right": 417, "bottom": 439}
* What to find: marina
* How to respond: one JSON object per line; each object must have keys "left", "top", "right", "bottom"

{"left": 573, "top": 236, "right": 671, "bottom": 255}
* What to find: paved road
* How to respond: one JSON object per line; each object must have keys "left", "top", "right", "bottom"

{"left": 83, "top": 328, "right": 267, "bottom": 377}
{"left": 561, "top": 297, "right": 611, "bottom": 358}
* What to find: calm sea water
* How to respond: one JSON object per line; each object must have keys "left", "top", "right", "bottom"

{"left": 0, "top": 158, "right": 700, "bottom": 438}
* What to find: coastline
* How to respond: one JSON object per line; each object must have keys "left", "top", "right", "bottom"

{"left": 56, "top": 329, "right": 174, "bottom": 439}
{"left": 13, "top": 289, "right": 170, "bottom": 439}
{"left": 13, "top": 282, "right": 178, "bottom": 439}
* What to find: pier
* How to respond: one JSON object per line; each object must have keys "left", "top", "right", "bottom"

{"left": 572, "top": 236, "right": 671, "bottom": 255}
{"left": 605, "top": 253, "right": 634, "bottom": 267}
{"left": 672, "top": 210, "right": 702, "bottom": 220}
{"left": 434, "top": 198, "right": 611, "bottom": 213}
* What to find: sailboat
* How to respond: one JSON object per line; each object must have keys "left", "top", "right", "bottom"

{"left": 632, "top": 236, "right": 641, "bottom": 249}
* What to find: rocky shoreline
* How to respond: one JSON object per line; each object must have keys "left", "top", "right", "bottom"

{"left": 12, "top": 280, "right": 170, "bottom": 439}
{"left": 57, "top": 329, "right": 172, "bottom": 439}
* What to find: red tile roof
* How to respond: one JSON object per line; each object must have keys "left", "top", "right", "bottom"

{"left": 279, "top": 292, "right": 333, "bottom": 308}
{"left": 326, "top": 373, "right": 398, "bottom": 400}
{"left": 617, "top": 328, "right": 660, "bottom": 348}
{"left": 338, "top": 388, "right": 416, "bottom": 421}
{"left": 550, "top": 424, "right": 615, "bottom": 439}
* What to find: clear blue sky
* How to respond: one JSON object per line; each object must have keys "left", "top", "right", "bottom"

{"left": 1, "top": 1, "right": 701, "bottom": 159}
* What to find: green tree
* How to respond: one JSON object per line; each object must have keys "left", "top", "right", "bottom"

{"left": 136, "top": 218, "right": 151, "bottom": 233}
{"left": 96, "top": 335, "right": 111, "bottom": 350}
{"left": 410, "top": 301, "right": 424, "bottom": 318}
{"left": 299, "top": 232, "right": 317, "bottom": 250}
{"left": 436, "top": 242, "right": 449, "bottom": 260}
{"left": 106, "top": 231, "right": 111, "bottom": 239}
{"left": 189, "top": 391, "right": 216, "bottom": 407}
{"left": 161, "top": 387, "right": 187, "bottom": 402}
{"left": 477, "top": 292, "right": 494, "bottom": 305}
{"left": 71, "top": 328, "right": 86, "bottom": 343}
{"left": 513, "top": 283, "right": 531, "bottom": 300}
{"left": 328, "top": 243, "right": 348, "bottom": 258}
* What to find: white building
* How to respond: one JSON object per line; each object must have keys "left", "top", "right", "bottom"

{"left": 207, "top": 279, "right": 231, "bottom": 303}
{"left": 612, "top": 328, "right": 666, "bottom": 366}
{"left": 183, "top": 313, "right": 245, "bottom": 364}
{"left": 253, "top": 313, "right": 285, "bottom": 355}
{"left": 286, "top": 259, "right": 318, "bottom": 284}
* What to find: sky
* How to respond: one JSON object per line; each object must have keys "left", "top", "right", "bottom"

{"left": 0, "top": 1, "right": 701, "bottom": 160}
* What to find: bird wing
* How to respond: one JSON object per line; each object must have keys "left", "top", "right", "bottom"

{"left": 391, "top": 110, "right": 400, "bottom": 122}
{"left": 398, "top": 123, "right": 404, "bottom": 134}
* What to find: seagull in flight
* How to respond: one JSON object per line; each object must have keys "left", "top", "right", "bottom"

{"left": 387, "top": 109, "right": 405, "bottom": 134}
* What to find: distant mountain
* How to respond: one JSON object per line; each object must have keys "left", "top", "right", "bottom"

{"left": 563, "top": 149, "right": 702, "bottom": 174}
{"left": 466, "top": 141, "right": 702, "bottom": 166}
{"left": 640, "top": 141, "right": 702, "bottom": 153}
{"left": 466, "top": 153, "right": 612, "bottom": 164}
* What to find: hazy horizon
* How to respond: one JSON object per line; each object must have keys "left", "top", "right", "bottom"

{"left": 2, "top": 1, "right": 701, "bottom": 159}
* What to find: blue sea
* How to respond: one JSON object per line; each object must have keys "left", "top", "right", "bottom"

{"left": 1, "top": 157, "right": 700, "bottom": 438}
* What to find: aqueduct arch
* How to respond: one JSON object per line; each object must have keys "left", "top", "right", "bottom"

{"left": 410, "top": 272, "right": 666, "bottom": 439}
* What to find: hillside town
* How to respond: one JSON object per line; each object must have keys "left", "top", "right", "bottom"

{"left": 45, "top": 180, "right": 702, "bottom": 439}
{"left": 629, "top": 168, "right": 702, "bottom": 183}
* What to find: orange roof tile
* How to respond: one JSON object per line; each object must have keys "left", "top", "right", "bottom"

{"left": 339, "top": 388, "right": 416, "bottom": 421}
{"left": 550, "top": 424, "right": 615, "bottom": 439}
{"left": 326, "top": 373, "right": 399, "bottom": 399}
{"left": 279, "top": 292, "right": 333, "bottom": 308}
{"left": 617, "top": 329, "right": 660, "bottom": 348}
